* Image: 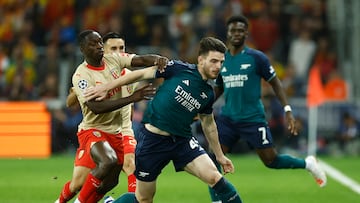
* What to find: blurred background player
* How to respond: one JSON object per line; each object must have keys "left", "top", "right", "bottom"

{"left": 55, "top": 30, "right": 168, "bottom": 203}
{"left": 208, "top": 15, "right": 327, "bottom": 202}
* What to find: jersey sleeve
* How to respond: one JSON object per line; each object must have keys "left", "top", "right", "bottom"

{"left": 199, "top": 91, "right": 215, "bottom": 115}
{"left": 255, "top": 51, "right": 276, "bottom": 82}
{"left": 114, "top": 52, "right": 135, "bottom": 68}
{"left": 72, "top": 67, "right": 94, "bottom": 104}
{"left": 120, "top": 104, "right": 134, "bottom": 136}
{"left": 155, "top": 60, "right": 190, "bottom": 79}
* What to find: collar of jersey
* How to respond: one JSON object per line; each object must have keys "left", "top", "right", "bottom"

{"left": 227, "top": 46, "right": 247, "bottom": 56}
{"left": 86, "top": 62, "right": 105, "bottom": 71}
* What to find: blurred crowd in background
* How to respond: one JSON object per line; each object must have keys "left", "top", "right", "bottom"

{"left": 0, "top": 0, "right": 358, "bottom": 156}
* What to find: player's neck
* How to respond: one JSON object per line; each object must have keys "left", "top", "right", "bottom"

{"left": 229, "top": 45, "right": 245, "bottom": 55}
{"left": 85, "top": 58, "right": 103, "bottom": 67}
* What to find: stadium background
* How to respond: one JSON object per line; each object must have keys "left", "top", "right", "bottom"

{"left": 0, "top": 0, "right": 359, "bottom": 157}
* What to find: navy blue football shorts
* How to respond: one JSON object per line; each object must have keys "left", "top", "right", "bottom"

{"left": 134, "top": 125, "right": 207, "bottom": 182}
{"left": 216, "top": 115, "right": 274, "bottom": 151}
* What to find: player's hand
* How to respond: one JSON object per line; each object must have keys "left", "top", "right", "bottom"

{"left": 155, "top": 56, "right": 169, "bottom": 73}
{"left": 285, "top": 112, "right": 298, "bottom": 136}
{"left": 122, "top": 153, "right": 135, "bottom": 175}
{"left": 217, "top": 155, "right": 235, "bottom": 174}
{"left": 84, "top": 84, "right": 108, "bottom": 101}
{"left": 130, "top": 83, "right": 156, "bottom": 102}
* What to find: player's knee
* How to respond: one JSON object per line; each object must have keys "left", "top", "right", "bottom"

{"left": 69, "top": 180, "right": 82, "bottom": 192}
{"left": 135, "top": 194, "right": 154, "bottom": 203}
{"left": 122, "top": 164, "right": 135, "bottom": 175}
{"left": 98, "top": 156, "right": 118, "bottom": 170}
{"left": 208, "top": 171, "right": 223, "bottom": 186}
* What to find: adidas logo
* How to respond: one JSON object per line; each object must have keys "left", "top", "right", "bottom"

{"left": 182, "top": 80, "right": 190, "bottom": 86}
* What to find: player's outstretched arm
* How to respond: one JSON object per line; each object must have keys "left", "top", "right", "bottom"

{"left": 84, "top": 66, "right": 158, "bottom": 101}
{"left": 131, "top": 55, "right": 168, "bottom": 73}
{"left": 85, "top": 83, "right": 156, "bottom": 114}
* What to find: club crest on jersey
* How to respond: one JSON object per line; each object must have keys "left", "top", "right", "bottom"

{"left": 78, "top": 79, "right": 88, "bottom": 89}
{"left": 92, "top": 131, "right": 102, "bottom": 137}
{"left": 127, "top": 85, "right": 134, "bottom": 94}
{"left": 77, "top": 150, "right": 85, "bottom": 160}
{"left": 110, "top": 68, "right": 120, "bottom": 79}
{"left": 240, "top": 64, "right": 251, "bottom": 69}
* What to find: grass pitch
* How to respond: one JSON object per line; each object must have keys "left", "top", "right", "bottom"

{"left": 0, "top": 153, "right": 359, "bottom": 203}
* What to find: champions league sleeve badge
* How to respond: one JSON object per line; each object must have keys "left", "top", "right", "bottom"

{"left": 78, "top": 79, "right": 88, "bottom": 90}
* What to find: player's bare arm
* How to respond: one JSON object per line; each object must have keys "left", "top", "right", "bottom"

{"left": 85, "top": 83, "right": 156, "bottom": 114}
{"left": 269, "top": 76, "right": 298, "bottom": 136}
{"left": 130, "top": 54, "right": 168, "bottom": 73}
{"left": 84, "top": 66, "right": 158, "bottom": 101}
{"left": 66, "top": 87, "right": 79, "bottom": 108}
{"left": 199, "top": 113, "right": 235, "bottom": 174}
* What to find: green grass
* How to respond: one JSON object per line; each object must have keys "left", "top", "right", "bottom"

{"left": 1, "top": 153, "right": 359, "bottom": 203}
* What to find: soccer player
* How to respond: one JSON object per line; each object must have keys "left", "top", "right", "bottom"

{"left": 84, "top": 37, "right": 243, "bottom": 203}
{"left": 55, "top": 32, "right": 141, "bottom": 203}
{"left": 55, "top": 30, "right": 168, "bottom": 203}
{"left": 207, "top": 15, "right": 327, "bottom": 202}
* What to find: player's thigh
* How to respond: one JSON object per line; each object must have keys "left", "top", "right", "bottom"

{"left": 135, "top": 179, "right": 156, "bottom": 203}
{"left": 243, "top": 123, "right": 274, "bottom": 149}
{"left": 216, "top": 115, "right": 240, "bottom": 150}
{"left": 90, "top": 141, "right": 118, "bottom": 164}
{"left": 70, "top": 166, "right": 91, "bottom": 191}
{"left": 184, "top": 154, "right": 222, "bottom": 187}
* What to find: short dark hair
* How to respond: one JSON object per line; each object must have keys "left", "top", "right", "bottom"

{"left": 78, "top": 30, "right": 95, "bottom": 46}
{"left": 226, "top": 15, "right": 249, "bottom": 28}
{"left": 198, "top": 37, "right": 227, "bottom": 56}
{"left": 103, "top": 32, "right": 123, "bottom": 43}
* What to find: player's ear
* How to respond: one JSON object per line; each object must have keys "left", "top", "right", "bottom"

{"left": 198, "top": 55, "right": 204, "bottom": 66}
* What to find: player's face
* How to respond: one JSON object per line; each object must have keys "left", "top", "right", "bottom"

{"left": 83, "top": 32, "right": 104, "bottom": 61}
{"left": 198, "top": 51, "right": 225, "bottom": 80}
{"left": 227, "top": 22, "right": 248, "bottom": 47}
{"left": 104, "top": 38, "right": 125, "bottom": 54}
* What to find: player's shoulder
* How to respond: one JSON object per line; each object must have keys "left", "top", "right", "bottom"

{"left": 103, "top": 53, "right": 134, "bottom": 63}
{"left": 244, "top": 47, "right": 269, "bottom": 63}
{"left": 73, "top": 62, "right": 87, "bottom": 75}
{"left": 168, "top": 59, "right": 196, "bottom": 70}
{"left": 104, "top": 53, "right": 134, "bottom": 69}
{"left": 104, "top": 52, "right": 133, "bottom": 58}
{"left": 244, "top": 47, "right": 267, "bottom": 58}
